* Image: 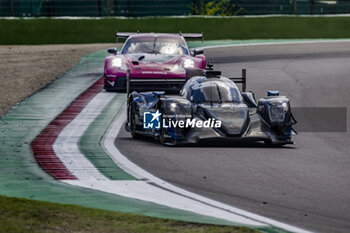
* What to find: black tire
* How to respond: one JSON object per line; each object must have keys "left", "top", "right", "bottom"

{"left": 104, "top": 85, "right": 126, "bottom": 93}
{"left": 264, "top": 140, "right": 272, "bottom": 146}
{"left": 129, "top": 102, "right": 141, "bottom": 139}
{"left": 104, "top": 85, "right": 115, "bottom": 92}
{"left": 159, "top": 126, "right": 167, "bottom": 145}
{"left": 159, "top": 123, "right": 176, "bottom": 146}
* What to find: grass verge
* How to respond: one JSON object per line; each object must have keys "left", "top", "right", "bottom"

{"left": 0, "top": 195, "right": 258, "bottom": 233}
{"left": 1, "top": 16, "right": 350, "bottom": 45}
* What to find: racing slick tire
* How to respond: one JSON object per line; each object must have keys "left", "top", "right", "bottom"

{"left": 129, "top": 102, "right": 141, "bottom": 139}
{"left": 159, "top": 123, "right": 176, "bottom": 146}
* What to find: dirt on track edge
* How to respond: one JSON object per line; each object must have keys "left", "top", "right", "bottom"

{"left": 0, "top": 43, "right": 115, "bottom": 115}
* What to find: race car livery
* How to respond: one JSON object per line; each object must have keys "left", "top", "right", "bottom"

{"left": 125, "top": 67, "right": 297, "bottom": 146}
{"left": 104, "top": 32, "right": 206, "bottom": 92}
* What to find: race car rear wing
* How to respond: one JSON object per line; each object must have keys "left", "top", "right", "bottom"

{"left": 116, "top": 31, "right": 204, "bottom": 43}
{"left": 179, "top": 32, "right": 204, "bottom": 43}
{"left": 125, "top": 69, "right": 185, "bottom": 97}
{"left": 116, "top": 32, "right": 135, "bottom": 42}
{"left": 126, "top": 68, "right": 247, "bottom": 98}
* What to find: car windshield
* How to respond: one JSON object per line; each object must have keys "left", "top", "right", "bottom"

{"left": 121, "top": 37, "right": 189, "bottom": 55}
{"left": 189, "top": 81, "right": 241, "bottom": 104}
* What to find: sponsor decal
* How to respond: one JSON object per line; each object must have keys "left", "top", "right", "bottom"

{"left": 143, "top": 111, "right": 221, "bottom": 129}
{"left": 143, "top": 110, "right": 162, "bottom": 129}
{"left": 141, "top": 71, "right": 167, "bottom": 75}
{"left": 105, "top": 74, "right": 117, "bottom": 78}
{"left": 163, "top": 118, "right": 221, "bottom": 128}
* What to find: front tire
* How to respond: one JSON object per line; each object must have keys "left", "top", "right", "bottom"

{"left": 104, "top": 87, "right": 114, "bottom": 92}
{"left": 159, "top": 126, "right": 167, "bottom": 144}
{"left": 159, "top": 124, "right": 176, "bottom": 146}
{"left": 129, "top": 102, "right": 141, "bottom": 139}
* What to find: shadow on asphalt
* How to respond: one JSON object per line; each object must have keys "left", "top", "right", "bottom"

{"left": 116, "top": 135, "right": 296, "bottom": 149}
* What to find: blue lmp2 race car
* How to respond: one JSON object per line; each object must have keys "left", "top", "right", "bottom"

{"left": 125, "top": 66, "right": 296, "bottom": 146}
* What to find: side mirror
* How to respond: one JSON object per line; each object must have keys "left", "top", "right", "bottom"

{"left": 107, "top": 47, "right": 117, "bottom": 55}
{"left": 193, "top": 49, "right": 203, "bottom": 56}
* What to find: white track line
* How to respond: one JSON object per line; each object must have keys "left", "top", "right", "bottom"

{"left": 52, "top": 91, "right": 311, "bottom": 231}
{"left": 102, "top": 104, "right": 313, "bottom": 233}
{"left": 196, "top": 39, "right": 350, "bottom": 50}
{"left": 65, "top": 179, "right": 267, "bottom": 226}
{"left": 55, "top": 92, "right": 269, "bottom": 227}
{"left": 53, "top": 92, "right": 115, "bottom": 181}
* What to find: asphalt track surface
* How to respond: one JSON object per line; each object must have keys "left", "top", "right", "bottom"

{"left": 115, "top": 42, "right": 350, "bottom": 233}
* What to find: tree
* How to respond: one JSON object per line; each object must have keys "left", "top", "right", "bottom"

{"left": 191, "top": 0, "right": 243, "bottom": 16}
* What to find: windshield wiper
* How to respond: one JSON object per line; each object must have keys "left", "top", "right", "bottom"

{"left": 216, "top": 84, "right": 223, "bottom": 104}
{"left": 152, "top": 37, "right": 157, "bottom": 54}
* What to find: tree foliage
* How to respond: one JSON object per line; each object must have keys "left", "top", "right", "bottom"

{"left": 191, "top": 0, "right": 243, "bottom": 16}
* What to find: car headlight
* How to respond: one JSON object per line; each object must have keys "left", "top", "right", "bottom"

{"left": 170, "top": 103, "right": 177, "bottom": 112}
{"left": 268, "top": 101, "right": 289, "bottom": 123}
{"left": 163, "top": 102, "right": 178, "bottom": 118}
{"left": 183, "top": 59, "right": 194, "bottom": 68}
{"left": 112, "top": 58, "right": 123, "bottom": 67}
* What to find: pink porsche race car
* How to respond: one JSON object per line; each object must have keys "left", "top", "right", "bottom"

{"left": 103, "top": 32, "right": 206, "bottom": 92}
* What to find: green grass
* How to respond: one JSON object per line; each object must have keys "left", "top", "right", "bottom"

{"left": 1, "top": 16, "right": 350, "bottom": 45}
{"left": 0, "top": 195, "right": 258, "bottom": 233}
